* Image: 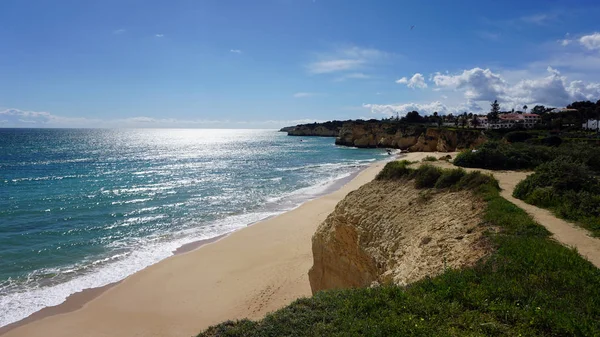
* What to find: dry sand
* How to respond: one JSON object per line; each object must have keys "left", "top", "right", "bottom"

{"left": 1, "top": 152, "right": 441, "bottom": 337}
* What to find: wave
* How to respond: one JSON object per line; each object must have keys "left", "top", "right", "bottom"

{"left": 0, "top": 211, "right": 278, "bottom": 328}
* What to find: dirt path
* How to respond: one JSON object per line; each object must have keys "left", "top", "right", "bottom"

{"left": 431, "top": 160, "right": 600, "bottom": 268}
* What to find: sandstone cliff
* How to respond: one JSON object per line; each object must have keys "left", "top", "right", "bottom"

{"left": 281, "top": 121, "right": 343, "bottom": 137}
{"left": 335, "top": 123, "right": 486, "bottom": 151}
{"left": 282, "top": 120, "right": 486, "bottom": 151}
{"left": 308, "top": 179, "right": 490, "bottom": 293}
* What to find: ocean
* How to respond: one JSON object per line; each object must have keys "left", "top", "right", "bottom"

{"left": 0, "top": 128, "right": 390, "bottom": 327}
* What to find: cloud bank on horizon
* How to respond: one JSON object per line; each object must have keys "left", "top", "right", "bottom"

{"left": 2, "top": 1, "right": 600, "bottom": 127}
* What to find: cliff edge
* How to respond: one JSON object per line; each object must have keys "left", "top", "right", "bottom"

{"left": 308, "top": 177, "right": 490, "bottom": 293}
{"left": 281, "top": 120, "right": 486, "bottom": 151}
{"left": 335, "top": 123, "right": 486, "bottom": 151}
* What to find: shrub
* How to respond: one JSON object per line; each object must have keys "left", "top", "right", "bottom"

{"left": 504, "top": 131, "right": 533, "bottom": 143}
{"left": 454, "top": 141, "right": 554, "bottom": 170}
{"left": 513, "top": 157, "right": 600, "bottom": 236}
{"left": 376, "top": 160, "right": 413, "bottom": 180}
{"left": 541, "top": 135, "right": 563, "bottom": 147}
{"left": 422, "top": 156, "right": 438, "bottom": 162}
{"left": 413, "top": 164, "right": 442, "bottom": 188}
{"left": 456, "top": 171, "right": 499, "bottom": 191}
{"left": 434, "top": 168, "right": 466, "bottom": 189}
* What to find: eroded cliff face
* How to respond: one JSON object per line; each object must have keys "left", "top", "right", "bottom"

{"left": 335, "top": 123, "right": 486, "bottom": 151}
{"left": 282, "top": 121, "right": 343, "bottom": 137}
{"left": 308, "top": 179, "right": 490, "bottom": 293}
{"left": 282, "top": 120, "right": 486, "bottom": 151}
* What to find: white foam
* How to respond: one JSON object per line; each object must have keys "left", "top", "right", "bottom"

{"left": 0, "top": 157, "right": 383, "bottom": 328}
{"left": 0, "top": 211, "right": 277, "bottom": 328}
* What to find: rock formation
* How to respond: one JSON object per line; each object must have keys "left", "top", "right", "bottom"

{"left": 334, "top": 122, "right": 486, "bottom": 151}
{"left": 280, "top": 121, "right": 343, "bottom": 137}
{"left": 308, "top": 179, "right": 491, "bottom": 293}
{"left": 281, "top": 120, "right": 486, "bottom": 151}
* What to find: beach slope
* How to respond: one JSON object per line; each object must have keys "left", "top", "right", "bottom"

{"left": 2, "top": 153, "right": 441, "bottom": 337}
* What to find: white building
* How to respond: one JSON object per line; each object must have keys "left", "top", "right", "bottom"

{"left": 582, "top": 119, "right": 600, "bottom": 130}
{"left": 475, "top": 113, "right": 541, "bottom": 129}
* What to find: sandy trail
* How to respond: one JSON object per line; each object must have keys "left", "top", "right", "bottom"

{"left": 432, "top": 158, "right": 600, "bottom": 268}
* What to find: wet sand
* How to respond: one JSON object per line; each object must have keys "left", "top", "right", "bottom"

{"left": 3, "top": 153, "right": 438, "bottom": 337}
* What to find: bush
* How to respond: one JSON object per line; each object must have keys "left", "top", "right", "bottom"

{"left": 513, "top": 157, "right": 600, "bottom": 236}
{"left": 513, "top": 157, "right": 598, "bottom": 198}
{"left": 434, "top": 168, "right": 466, "bottom": 189}
{"left": 541, "top": 135, "right": 563, "bottom": 147}
{"left": 456, "top": 171, "right": 500, "bottom": 191}
{"left": 422, "top": 156, "right": 438, "bottom": 162}
{"left": 413, "top": 164, "right": 442, "bottom": 188}
{"left": 376, "top": 160, "right": 412, "bottom": 180}
{"left": 454, "top": 141, "right": 557, "bottom": 171}
{"left": 504, "top": 131, "right": 533, "bottom": 143}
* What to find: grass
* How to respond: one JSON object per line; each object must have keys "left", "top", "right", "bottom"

{"left": 198, "top": 162, "right": 600, "bottom": 337}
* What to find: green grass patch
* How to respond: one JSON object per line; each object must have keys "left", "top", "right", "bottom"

{"left": 198, "top": 163, "right": 600, "bottom": 336}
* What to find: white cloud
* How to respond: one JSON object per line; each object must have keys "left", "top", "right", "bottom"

{"left": 396, "top": 73, "right": 427, "bottom": 89}
{"left": 477, "top": 31, "right": 500, "bottom": 40}
{"left": 341, "top": 72, "right": 370, "bottom": 80}
{"left": 559, "top": 39, "right": 571, "bottom": 46}
{"left": 113, "top": 29, "right": 126, "bottom": 35}
{"left": 155, "top": 34, "right": 164, "bottom": 38}
{"left": 307, "top": 46, "right": 388, "bottom": 74}
{"left": 580, "top": 32, "right": 600, "bottom": 50}
{"left": 308, "top": 59, "right": 365, "bottom": 74}
{"left": 293, "top": 92, "right": 319, "bottom": 98}
{"left": 521, "top": 13, "right": 553, "bottom": 25}
{"left": 230, "top": 49, "right": 242, "bottom": 54}
{"left": 508, "top": 66, "right": 600, "bottom": 106}
{"left": 363, "top": 101, "right": 449, "bottom": 116}
{"left": 0, "top": 108, "right": 324, "bottom": 129}
{"left": 428, "top": 65, "right": 600, "bottom": 109}
{"left": 433, "top": 68, "right": 506, "bottom": 100}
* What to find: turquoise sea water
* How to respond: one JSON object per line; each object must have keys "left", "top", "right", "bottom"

{"left": 0, "top": 128, "right": 390, "bottom": 327}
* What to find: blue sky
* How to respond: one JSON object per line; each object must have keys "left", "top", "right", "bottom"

{"left": 2, "top": 0, "right": 600, "bottom": 128}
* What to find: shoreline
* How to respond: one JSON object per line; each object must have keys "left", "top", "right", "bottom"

{"left": 1, "top": 152, "right": 436, "bottom": 337}
{"left": 0, "top": 157, "right": 390, "bottom": 336}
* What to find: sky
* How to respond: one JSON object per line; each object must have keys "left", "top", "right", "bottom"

{"left": 2, "top": 0, "right": 600, "bottom": 128}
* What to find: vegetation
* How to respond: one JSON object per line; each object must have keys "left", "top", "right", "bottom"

{"left": 422, "top": 155, "right": 438, "bottom": 162}
{"left": 454, "top": 141, "right": 600, "bottom": 172}
{"left": 198, "top": 161, "right": 600, "bottom": 336}
{"left": 513, "top": 158, "right": 600, "bottom": 236}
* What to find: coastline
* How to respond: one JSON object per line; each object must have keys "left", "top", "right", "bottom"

{"left": 1, "top": 152, "right": 434, "bottom": 337}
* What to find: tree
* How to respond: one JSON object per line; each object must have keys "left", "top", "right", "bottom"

{"left": 461, "top": 117, "right": 467, "bottom": 128}
{"left": 531, "top": 105, "right": 546, "bottom": 114}
{"left": 523, "top": 105, "right": 528, "bottom": 113}
{"left": 471, "top": 115, "right": 480, "bottom": 128}
{"left": 489, "top": 100, "right": 500, "bottom": 123}
{"left": 404, "top": 111, "right": 423, "bottom": 123}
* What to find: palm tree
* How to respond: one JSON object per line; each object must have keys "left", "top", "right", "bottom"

{"left": 523, "top": 105, "right": 528, "bottom": 113}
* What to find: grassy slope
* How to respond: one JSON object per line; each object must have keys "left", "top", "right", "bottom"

{"left": 198, "top": 163, "right": 600, "bottom": 337}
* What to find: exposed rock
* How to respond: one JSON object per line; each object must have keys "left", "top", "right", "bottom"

{"left": 308, "top": 179, "right": 491, "bottom": 293}
{"left": 279, "top": 126, "right": 296, "bottom": 133}
{"left": 335, "top": 122, "right": 486, "bottom": 151}
{"left": 283, "top": 120, "right": 486, "bottom": 151}
{"left": 283, "top": 121, "right": 344, "bottom": 137}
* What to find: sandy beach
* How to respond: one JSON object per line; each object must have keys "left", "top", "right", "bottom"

{"left": 0, "top": 152, "right": 446, "bottom": 337}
